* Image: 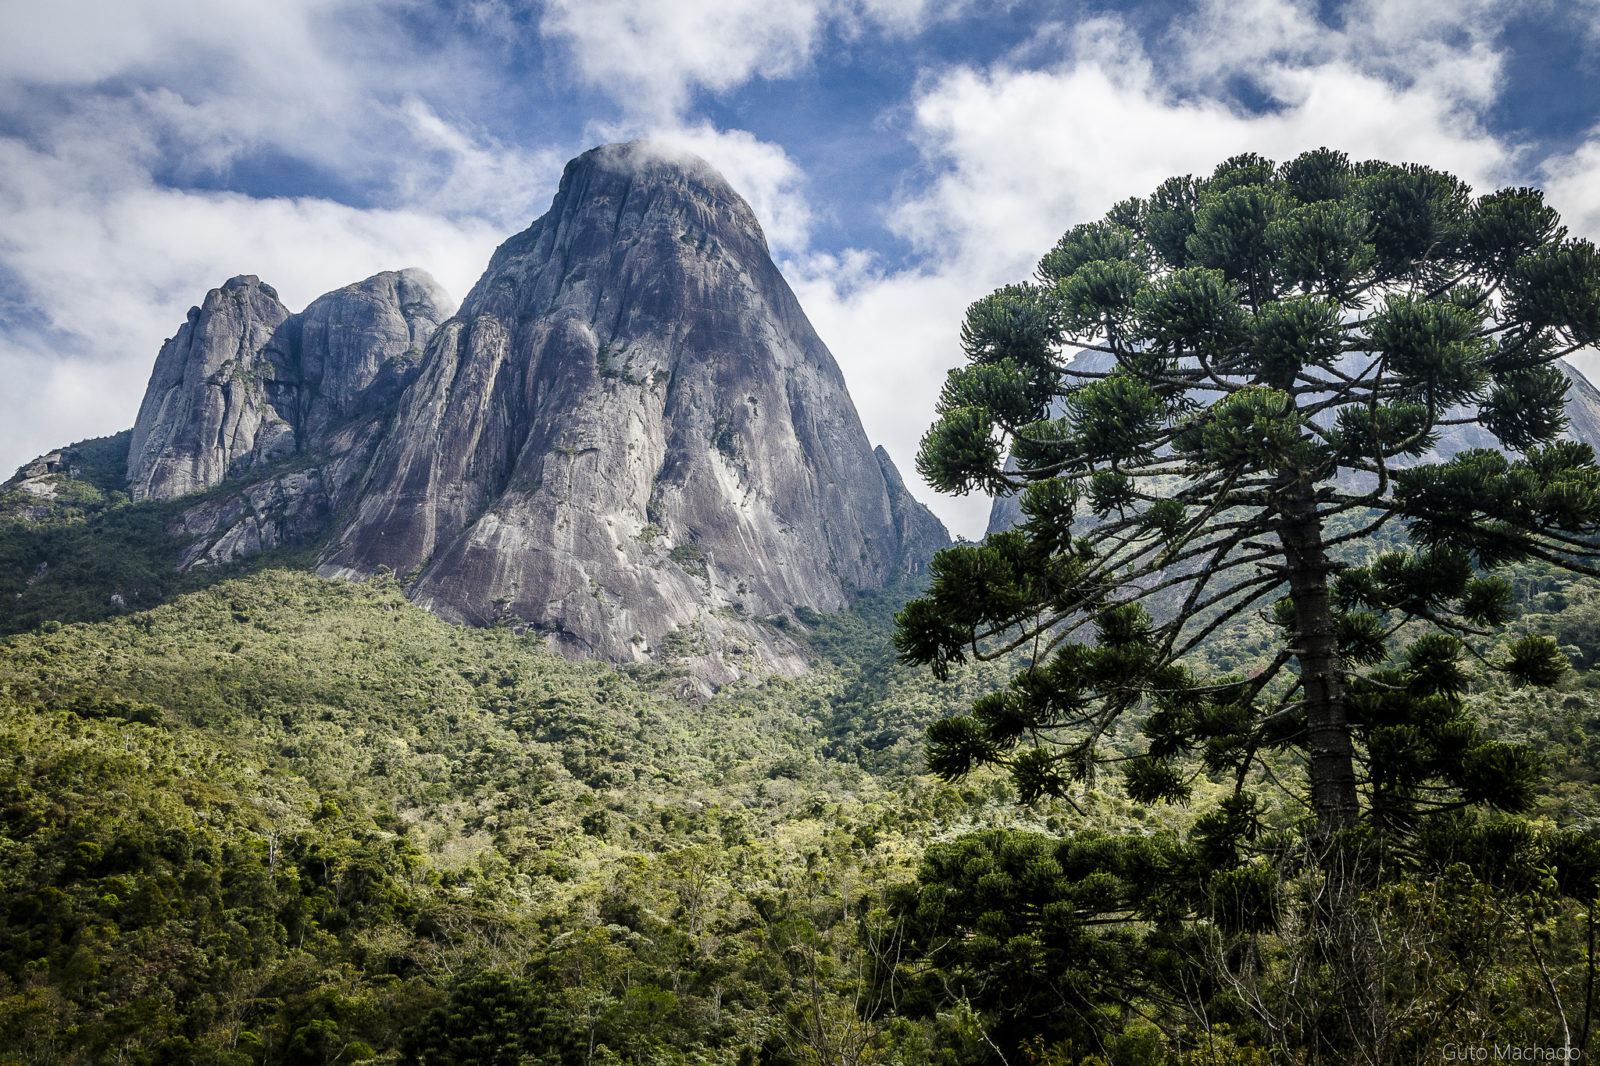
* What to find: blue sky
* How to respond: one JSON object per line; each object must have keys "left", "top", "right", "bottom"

{"left": 2, "top": 0, "right": 1600, "bottom": 537}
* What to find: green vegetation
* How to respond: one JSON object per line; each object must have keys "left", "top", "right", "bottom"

{"left": 901, "top": 148, "right": 1600, "bottom": 1061}
{"left": 0, "top": 568, "right": 1055, "bottom": 1064}
{"left": 9, "top": 149, "right": 1600, "bottom": 1064}
{"left": 0, "top": 432, "right": 317, "bottom": 636}
{"left": 4, "top": 559, "right": 1600, "bottom": 1063}
{"left": 667, "top": 543, "right": 708, "bottom": 579}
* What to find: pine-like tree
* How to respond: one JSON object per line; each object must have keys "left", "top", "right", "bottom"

{"left": 904, "top": 148, "right": 1600, "bottom": 837}
{"left": 894, "top": 149, "right": 1600, "bottom": 1053}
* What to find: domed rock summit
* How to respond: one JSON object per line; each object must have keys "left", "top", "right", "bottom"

{"left": 55, "top": 141, "right": 948, "bottom": 689}
{"left": 320, "top": 141, "right": 947, "bottom": 685}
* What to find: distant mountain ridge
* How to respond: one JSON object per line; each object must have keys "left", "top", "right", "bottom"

{"left": 8, "top": 142, "right": 948, "bottom": 689}
{"left": 986, "top": 349, "right": 1600, "bottom": 537}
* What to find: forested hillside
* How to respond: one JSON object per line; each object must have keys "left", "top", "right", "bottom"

{"left": 2, "top": 544, "right": 1600, "bottom": 1063}
{"left": 0, "top": 565, "right": 1056, "bottom": 1063}
{"left": 10, "top": 145, "right": 1600, "bottom": 1065}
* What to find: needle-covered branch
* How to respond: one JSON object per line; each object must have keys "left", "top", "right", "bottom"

{"left": 901, "top": 148, "right": 1600, "bottom": 853}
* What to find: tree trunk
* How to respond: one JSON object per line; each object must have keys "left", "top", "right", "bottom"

{"left": 1281, "top": 487, "right": 1385, "bottom": 1060}
{"left": 1279, "top": 489, "right": 1359, "bottom": 836}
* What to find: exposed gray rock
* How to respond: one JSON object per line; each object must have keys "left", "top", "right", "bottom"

{"left": 2, "top": 446, "right": 91, "bottom": 523}
{"left": 103, "top": 143, "right": 948, "bottom": 685}
{"left": 127, "top": 276, "right": 296, "bottom": 502}
{"left": 1559, "top": 361, "right": 1600, "bottom": 448}
{"left": 321, "top": 142, "right": 948, "bottom": 687}
{"left": 168, "top": 418, "right": 392, "bottom": 571}
{"left": 876, "top": 446, "right": 948, "bottom": 574}
{"left": 127, "top": 271, "right": 452, "bottom": 502}
{"left": 15, "top": 447, "right": 83, "bottom": 485}
{"left": 173, "top": 467, "right": 332, "bottom": 570}
{"left": 295, "top": 268, "right": 451, "bottom": 438}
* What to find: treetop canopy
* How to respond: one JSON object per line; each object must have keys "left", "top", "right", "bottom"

{"left": 903, "top": 146, "right": 1600, "bottom": 843}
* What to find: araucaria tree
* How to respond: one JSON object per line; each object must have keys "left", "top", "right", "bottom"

{"left": 893, "top": 150, "right": 1600, "bottom": 1055}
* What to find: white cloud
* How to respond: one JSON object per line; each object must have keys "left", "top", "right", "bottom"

{"left": 0, "top": 0, "right": 346, "bottom": 90}
{"left": 626, "top": 123, "right": 817, "bottom": 255}
{"left": 0, "top": 0, "right": 573, "bottom": 482}
{"left": 0, "top": 130, "right": 503, "bottom": 483}
{"left": 541, "top": 0, "right": 973, "bottom": 120}
{"left": 0, "top": 0, "right": 1586, "bottom": 548}
{"left": 1542, "top": 134, "right": 1600, "bottom": 242}
{"left": 785, "top": 1, "right": 1529, "bottom": 539}
{"left": 542, "top": 0, "right": 826, "bottom": 120}
{"left": 1540, "top": 131, "right": 1600, "bottom": 385}
{"left": 398, "top": 98, "right": 565, "bottom": 230}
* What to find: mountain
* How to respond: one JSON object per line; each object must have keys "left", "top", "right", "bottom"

{"left": 986, "top": 349, "right": 1600, "bottom": 536}
{"left": 127, "top": 269, "right": 452, "bottom": 503}
{"left": 12, "top": 142, "right": 947, "bottom": 686}
{"left": 316, "top": 142, "right": 944, "bottom": 688}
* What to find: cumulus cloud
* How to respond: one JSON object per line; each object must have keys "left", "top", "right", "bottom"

{"left": 398, "top": 98, "right": 564, "bottom": 230}
{"left": 610, "top": 122, "right": 818, "bottom": 255}
{"left": 0, "top": 130, "right": 504, "bottom": 484}
{"left": 0, "top": 0, "right": 546, "bottom": 481}
{"left": 0, "top": 0, "right": 1589, "bottom": 545}
{"left": 541, "top": 0, "right": 971, "bottom": 119}
{"left": 0, "top": 0, "right": 345, "bottom": 91}
{"left": 787, "top": 0, "right": 1532, "bottom": 538}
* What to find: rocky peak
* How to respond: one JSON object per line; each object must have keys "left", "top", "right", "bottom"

{"left": 99, "top": 142, "right": 946, "bottom": 688}
{"left": 321, "top": 141, "right": 947, "bottom": 688}
{"left": 127, "top": 276, "right": 296, "bottom": 501}
{"left": 126, "top": 270, "right": 451, "bottom": 502}
{"left": 295, "top": 268, "right": 454, "bottom": 439}
{"left": 876, "top": 445, "right": 950, "bottom": 574}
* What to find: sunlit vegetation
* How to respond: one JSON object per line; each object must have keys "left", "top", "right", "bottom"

{"left": 0, "top": 567, "right": 1077, "bottom": 1063}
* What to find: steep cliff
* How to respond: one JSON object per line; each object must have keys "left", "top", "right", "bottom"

{"left": 126, "top": 269, "right": 451, "bottom": 502}
{"left": 126, "top": 276, "right": 296, "bottom": 502}
{"left": 319, "top": 142, "right": 947, "bottom": 686}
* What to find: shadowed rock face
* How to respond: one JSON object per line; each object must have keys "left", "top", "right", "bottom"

{"left": 101, "top": 142, "right": 947, "bottom": 684}
{"left": 876, "top": 445, "right": 950, "bottom": 573}
{"left": 319, "top": 142, "right": 947, "bottom": 685}
{"left": 295, "top": 269, "right": 452, "bottom": 439}
{"left": 127, "top": 276, "right": 296, "bottom": 501}
{"left": 127, "top": 269, "right": 450, "bottom": 502}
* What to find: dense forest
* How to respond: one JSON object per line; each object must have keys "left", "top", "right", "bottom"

{"left": 2, "top": 429, "right": 1600, "bottom": 1065}
{"left": 12, "top": 146, "right": 1600, "bottom": 1064}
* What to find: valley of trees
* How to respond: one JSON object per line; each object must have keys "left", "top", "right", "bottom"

{"left": 6, "top": 148, "right": 1600, "bottom": 1064}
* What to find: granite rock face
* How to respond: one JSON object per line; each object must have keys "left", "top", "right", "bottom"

{"left": 319, "top": 142, "right": 947, "bottom": 685}
{"left": 127, "top": 270, "right": 450, "bottom": 502}
{"left": 107, "top": 143, "right": 946, "bottom": 685}
{"left": 127, "top": 276, "right": 297, "bottom": 502}
{"left": 171, "top": 468, "right": 333, "bottom": 571}
{"left": 876, "top": 445, "right": 950, "bottom": 573}
{"left": 295, "top": 269, "right": 451, "bottom": 439}
{"left": 11, "top": 447, "right": 84, "bottom": 500}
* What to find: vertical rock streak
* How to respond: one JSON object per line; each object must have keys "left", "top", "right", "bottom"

{"left": 317, "top": 142, "right": 945, "bottom": 686}
{"left": 115, "top": 142, "right": 947, "bottom": 687}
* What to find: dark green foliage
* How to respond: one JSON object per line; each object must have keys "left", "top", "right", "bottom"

{"left": 890, "top": 828, "right": 1203, "bottom": 1053}
{"left": 899, "top": 149, "right": 1600, "bottom": 1060}
{"left": 402, "top": 971, "right": 581, "bottom": 1065}
{"left": 906, "top": 148, "right": 1600, "bottom": 829}
{"left": 0, "top": 431, "right": 323, "bottom": 636}
{"left": 0, "top": 569, "right": 1016, "bottom": 1063}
